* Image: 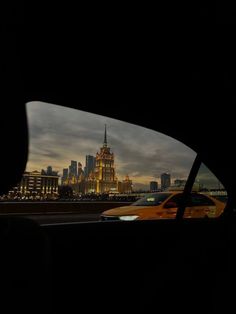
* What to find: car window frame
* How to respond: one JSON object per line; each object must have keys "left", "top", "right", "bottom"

{"left": 176, "top": 154, "right": 202, "bottom": 220}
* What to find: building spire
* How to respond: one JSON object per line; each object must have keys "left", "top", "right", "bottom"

{"left": 103, "top": 124, "right": 107, "bottom": 147}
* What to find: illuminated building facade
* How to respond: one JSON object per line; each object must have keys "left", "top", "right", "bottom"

{"left": 62, "top": 161, "right": 85, "bottom": 194}
{"left": 85, "top": 172, "right": 97, "bottom": 193}
{"left": 118, "top": 175, "right": 133, "bottom": 194}
{"left": 9, "top": 170, "right": 59, "bottom": 199}
{"left": 94, "top": 125, "right": 118, "bottom": 193}
{"left": 62, "top": 126, "right": 132, "bottom": 195}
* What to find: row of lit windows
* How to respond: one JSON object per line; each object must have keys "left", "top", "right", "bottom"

{"left": 97, "top": 162, "right": 114, "bottom": 166}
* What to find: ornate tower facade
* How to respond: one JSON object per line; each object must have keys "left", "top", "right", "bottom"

{"left": 95, "top": 125, "right": 118, "bottom": 193}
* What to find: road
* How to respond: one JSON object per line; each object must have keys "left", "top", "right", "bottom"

{"left": 0, "top": 212, "right": 101, "bottom": 224}
{"left": 0, "top": 201, "right": 133, "bottom": 224}
{"left": 26, "top": 213, "right": 101, "bottom": 224}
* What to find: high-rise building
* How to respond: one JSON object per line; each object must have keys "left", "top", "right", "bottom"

{"left": 94, "top": 125, "right": 118, "bottom": 193}
{"left": 85, "top": 155, "right": 96, "bottom": 178}
{"left": 61, "top": 161, "right": 86, "bottom": 194}
{"left": 47, "top": 166, "right": 53, "bottom": 175}
{"left": 77, "top": 162, "right": 85, "bottom": 179}
{"left": 68, "top": 165, "right": 72, "bottom": 178}
{"left": 63, "top": 168, "right": 69, "bottom": 178}
{"left": 70, "top": 160, "right": 77, "bottom": 177}
{"left": 161, "top": 173, "right": 171, "bottom": 190}
{"left": 150, "top": 181, "right": 158, "bottom": 192}
{"left": 61, "top": 168, "right": 69, "bottom": 185}
{"left": 62, "top": 126, "right": 132, "bottom": 195}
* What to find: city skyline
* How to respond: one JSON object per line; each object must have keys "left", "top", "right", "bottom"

{"left": 25, "top": 101, "right": 218, "bottom": 190}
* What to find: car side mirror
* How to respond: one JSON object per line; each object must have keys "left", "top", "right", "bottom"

{"left": 164, "top": 201, "right": 178, "bottom": 209}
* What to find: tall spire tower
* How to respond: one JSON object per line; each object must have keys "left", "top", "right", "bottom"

{"left": 94, "top": 125, "right": 117, "bottom": 193}
{"left": 103, "top": 124, "right": 107, "bottom": 147}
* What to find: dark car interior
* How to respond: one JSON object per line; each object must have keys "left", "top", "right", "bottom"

{"left": 1, "top": 3, "right": 236, "bottom": 313}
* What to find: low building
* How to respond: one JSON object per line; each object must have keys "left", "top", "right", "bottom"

{"left": 174, "top": 179, "right": 187, "bottom": 187}
{"left": 150, "top": 181, "right": 158, "bottom": 192}
{"left": 119, "top": 175, "right": 133, "bottom": 194}
{"left": 8, "top": 170, "right": 59, "bottom": 200}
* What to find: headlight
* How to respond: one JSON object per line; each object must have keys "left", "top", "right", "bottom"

{"left": 119, "top": 215, "right": 139, "bottom": 221}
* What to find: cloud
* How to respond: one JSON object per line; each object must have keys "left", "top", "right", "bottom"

{"left": 26, "top": 101, "right": 199, "bottom": 188}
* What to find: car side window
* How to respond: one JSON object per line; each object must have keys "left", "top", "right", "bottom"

{"left": 191, "top": 163, "right": 227, "bottom": 218}
{"left": 164, "top": 194, "right": 183, "bottom": 208}
{"left": 1, "top": 101, "right": 228, "bottom": 222}
{"left": 190, "top": 193, "right": 215, "bottom": 206}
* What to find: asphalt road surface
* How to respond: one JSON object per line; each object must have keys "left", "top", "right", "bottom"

{"left": 0, "top": 201, "right": 132, "bottom": 224}
{"left": 21, "top": 213, "right": 101, "bottom": 224}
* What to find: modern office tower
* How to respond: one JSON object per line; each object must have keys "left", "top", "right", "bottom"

{"left": 70, "top": 160, "right": 77, "bottom": 177}
{"left": 161, "top": 173, "right": 171, "bottom": 190}
{"left": 61, "top": 168, "right": 69, "bottom": 184}
{"left": 85, "top": 155, "right": 96, "bottom": 177}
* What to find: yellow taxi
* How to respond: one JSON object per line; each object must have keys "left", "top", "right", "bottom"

{"left": 100, "top": 191, "right": 226, "bottom": 221}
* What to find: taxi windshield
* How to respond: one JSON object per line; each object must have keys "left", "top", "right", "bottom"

{"left": 133, "top": 193, "right": 171, "bottom": 206}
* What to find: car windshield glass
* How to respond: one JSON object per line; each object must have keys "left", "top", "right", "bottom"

{"left": 132, "top": 193, "right": 171, "bottom": 206}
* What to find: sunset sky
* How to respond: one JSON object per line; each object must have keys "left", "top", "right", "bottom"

{"left": 26, "top": 101, "right": 220, "bottom": 190}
